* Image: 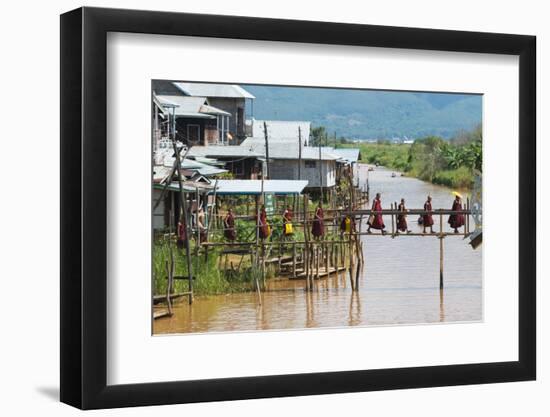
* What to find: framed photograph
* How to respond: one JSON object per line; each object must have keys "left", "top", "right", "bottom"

{"left": 60, "top": 7, "right": 536, "bottom": 409}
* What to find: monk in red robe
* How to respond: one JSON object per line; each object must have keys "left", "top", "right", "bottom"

{"left": 257, "top": 205, "right": 270, "bottom": 240}
{"left": 340, "top": 212, "right": 355, "bottom": 235}
{"left": 223, "top": 208, "right": 236, "bottom": 241}
{"left": 396, "top": 198, "right": 411, "bottom": 234}
{"left": 448, "top": 195, "right": 465, "bottom": 233}
{"left": 311, "top": 203, "right": 325, "bottom": 239}
{"left": 367, "top": 193, "right": 386, "bottom": 234}
{"left": 282, "top": 205, "right": 293, "bottom": 237}
{"left": 423, "top": 196, "right": 434, "bottom": 234}
{"left": 176, "top": 216, "right": 188, "bottom": 249}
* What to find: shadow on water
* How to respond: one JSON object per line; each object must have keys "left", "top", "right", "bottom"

{"left": 348, "top": 292, "right": 362, "bottom": 326}
{"left": 440, "top": 288, "right": 445, "bottom": 322}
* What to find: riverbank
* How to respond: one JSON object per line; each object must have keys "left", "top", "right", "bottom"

{"left": 340, "top": 140, "right": 479, "bottom": 189}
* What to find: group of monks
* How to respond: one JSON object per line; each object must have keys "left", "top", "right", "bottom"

{"left": 223, "top": 205, "right": 274, "bottom": 242}
{"left": 223, "top": 203, "right": 328, "bottom": 242}
{"left": 219, "top": 193, "right": 466, "bottom": 243}
{"left": 221, "top": 201, "right": 362, "bottom": 243}
{"left": 366, "top": 192, "right": 466, "bottom": 234}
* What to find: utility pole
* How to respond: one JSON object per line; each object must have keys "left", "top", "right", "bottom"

{"left": 298, "top": 126, "right": 302, "bottom": 181}
{"left": 171, "top": 107, "right": 176, "bottom": 144}
{"left": 318, "top": 139, "right": 323, "bottom": 203}
{"left": 263, "top": 121, "right": 270, "bottom": 179}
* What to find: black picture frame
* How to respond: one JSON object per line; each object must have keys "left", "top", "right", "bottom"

{"left": 60, "top": 6, "right": 536, "bottom": 410}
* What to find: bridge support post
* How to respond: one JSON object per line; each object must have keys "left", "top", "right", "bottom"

{"left": 439, "top": 236, "right": 444, "bottom": 289}
{"left": 439, "top": 212, "right": 444, "bottom": 289}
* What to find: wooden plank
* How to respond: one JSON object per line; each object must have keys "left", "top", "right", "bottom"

{"left": 153, "top": 310, "right": 171, "bottom": 320}
{"left": 290, "top": 266, "right": 347, "bottom": 280}
{"left": 264, "top": 255, "right": 293, "bottom": 265}
{"left": 165, "top": 276, "right": 196, "bottom": 281}
{"left": 153, "top": 292, "right": 192, "bottom": 305}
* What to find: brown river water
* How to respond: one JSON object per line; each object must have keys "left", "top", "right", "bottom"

{"left": 154, "top": 164, "right": 482, "bottom": 334}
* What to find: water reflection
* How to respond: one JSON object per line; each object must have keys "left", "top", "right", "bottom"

{"left": 348, "top": 292, "right": 362, "bottom": 326}
{"left": 439, "top": 288, "right": 445, "bottom": 323}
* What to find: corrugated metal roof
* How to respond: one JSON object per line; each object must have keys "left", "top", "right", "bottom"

{"left": 152, "top": 165, "right": 173, "bottom": 183}
{"left": 328, "top": 148, "right": 361, "bottom": 163}
{"left": 193, "top": 166, "right": 228, "bottom": 176}
{"left": 188, "top": 145, "right": 262, "bottom": 158}
{"left": 200, "top": 104, "right": 231, "bottom": 116}
{"left": 173, "top": 82, "right": 255, "bottom": 99}
{"left": 213, "top": 180, "right": 308, "bottom": 195}
{"left": 157, "top": 95, "right": 228, "bottom": 118}
{"left": 192, "top": 156, "right": 226, "bottom": 166}
{"left": 240, "top": 138, "right": 339, "bottom": 161}
{"left": 155, "top": 179, "right": 305, "bottom": 195}
{"left": 154, "top": 181, "right": 214, "bottom": 193}
{"left": 157, "top": 95, "right": 204, "bottom": 112}
{"left": 156, "top": 95, "right": 179, "bottom": 108}
{"left": 162, "top": 157, "right": 229, "bottom": 176}
{"left": 152, "top": 94, "right": 169, "bottom": 115}
{"left": 249, "top": 119, "right": 311, "bottom": 142}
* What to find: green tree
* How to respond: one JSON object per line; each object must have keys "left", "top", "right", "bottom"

{"left": 310, "top": 126, "right": 327, "bottom": 146}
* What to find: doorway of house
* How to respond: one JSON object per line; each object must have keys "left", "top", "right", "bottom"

{"left": 187, "top": 124, "right": 200, "bottom": 144}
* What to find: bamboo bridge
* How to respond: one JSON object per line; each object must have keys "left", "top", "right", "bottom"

{"left": 154, "top": 201, "right": 480, "bottom": 319}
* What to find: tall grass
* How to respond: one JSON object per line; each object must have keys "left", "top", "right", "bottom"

{"left": 153, "top": 240, "right": 257, "bottom": 296}
{"left": 349, "top": 142, "right": 411, "bottom": 170}
{"left": 432, "top": 166, "right": 474, "bottom": 189}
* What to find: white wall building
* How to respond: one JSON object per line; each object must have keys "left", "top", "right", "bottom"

{"left": 240, "top": 137, "right": 338, "bottom": 188}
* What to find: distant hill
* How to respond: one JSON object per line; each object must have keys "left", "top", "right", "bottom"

{"left": 243, "top": 85, "right": 482, "bottom": 139}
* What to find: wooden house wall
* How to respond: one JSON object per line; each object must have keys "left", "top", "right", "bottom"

{"left": 221, "top": 157, "right": 262, "bottom": 179}
{"left": 208, "top": 97, "right": 246, "bottom": 138}
{"left": 269, "top": 159, "right": 336, "bottom": 188}
{"left": 176, "top": 117, "right": 219, "bottom": 146}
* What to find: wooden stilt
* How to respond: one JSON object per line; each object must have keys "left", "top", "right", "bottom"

{"left": 165, "top": 260, "right": 173, "bottom": 316}
{"left": 391, "top": 202, "right": 395, "bottom": 236}
{"left": 292, "top": 242, "right": 297, "bottom": 278}
{"left": 440, "top": 237, "right": 444, "bottom": 289}
{"left": 325, "top": 243, "right": 330, "bottom": 279}
{"left": 464, "top": 197, "right": 470, "bottom": 234}
{"left": 316, "top": 244, "right": 320, "bottom": 281}
{"left": 303, "top": 194, "right": 310, "bottom": 291}
{"left": 349, "top": 236, "right": 355, "bottom": 291}
{"left": 439, "top": 212, "right": 444, "bottom": 289}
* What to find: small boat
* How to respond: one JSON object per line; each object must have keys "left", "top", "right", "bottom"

{"left": 368, "top": 167, "right": 374, "bottom": 172}
{"left": 391, "top": 172, "right": 396, "bottom": 178}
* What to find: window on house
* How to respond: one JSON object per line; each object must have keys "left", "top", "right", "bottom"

{"left": 305, "top": 160, "right": 316, "bottom": 168}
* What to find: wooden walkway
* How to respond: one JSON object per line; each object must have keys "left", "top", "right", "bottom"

{"left": 291, "top": 266, "right": 347, "bottom": 280}
{"left": 154, "top": 190, "right": 479, "bottom": 317}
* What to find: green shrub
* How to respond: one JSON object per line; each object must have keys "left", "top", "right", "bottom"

{"left": 432, "top": 166, "right": 474, "bottom": 189}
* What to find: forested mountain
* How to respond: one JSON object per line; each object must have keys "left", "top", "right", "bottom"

{"left": 243, "top": 85, "right": 482, "bottom": 139}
